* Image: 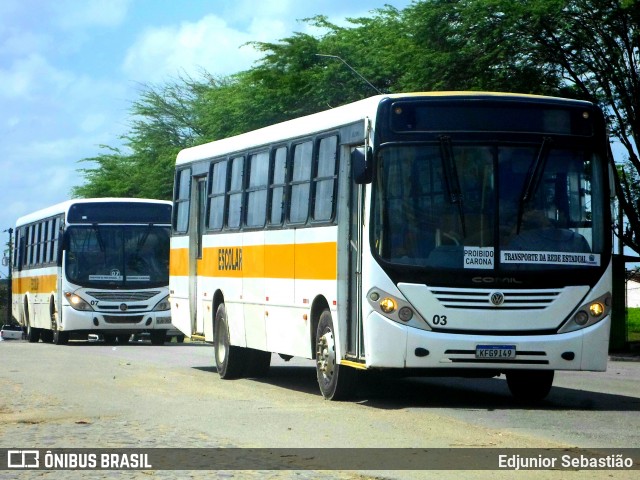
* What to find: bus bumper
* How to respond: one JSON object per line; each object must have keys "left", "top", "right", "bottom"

{"left": 60, "top": 306, "right": 173, "bottom": 333}
{"left": 363, "top": 312, "right": 611, "bottom": 372}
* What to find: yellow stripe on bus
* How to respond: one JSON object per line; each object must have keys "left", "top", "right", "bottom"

{"left": 171, "top": 242, "right": 337, "bottom": 280}
{"left": 12, "top": 274, "right": 58, "bottom": 295}
{"left": 170, "top": 248, "right": 189, "bottom": 277}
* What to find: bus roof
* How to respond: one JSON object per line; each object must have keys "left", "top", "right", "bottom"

{"left": 15, "top": 198, "right": 172, "bottom": 227}
{"left": 175, "top": 91, "right": 594, "bottom": 166}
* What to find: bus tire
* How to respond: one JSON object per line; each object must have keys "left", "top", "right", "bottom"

{"left": 244, "top": 349, "right": 271, "bottom": 378}
{"left": 315, "top": 309, "right": 357, "bottom": 400}
{"left": 53, "top": 330, "right": 69, "bottom": 345}
{"left": 214, "top": 303, "right": 248, "bottom": 379}
{"left": 506, "top": 370, "right": 554, "bottom": 402}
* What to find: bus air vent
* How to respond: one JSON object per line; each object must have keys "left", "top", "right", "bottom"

{"left": 427, "top": 287, "right": 562, "bottom": 310}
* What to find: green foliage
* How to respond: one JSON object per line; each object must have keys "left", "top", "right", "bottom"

{"left": 627, "top": 308, "right": 640, "bottom": 342}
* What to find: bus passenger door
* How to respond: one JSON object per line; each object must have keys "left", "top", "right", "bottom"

{"left": 342, "top": 146, "right": 365, "bottom": 359}
{"left": 190, "top": 177, "right": 207, "bottom": 336}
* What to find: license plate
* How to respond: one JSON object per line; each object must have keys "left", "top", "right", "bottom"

{"left": 475, "top": 345, "right": 516, "bottom": 359}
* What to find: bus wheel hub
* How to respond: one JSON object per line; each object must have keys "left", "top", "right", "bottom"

{"left": 317, "top": 332, "right": 336, "bottom": 378}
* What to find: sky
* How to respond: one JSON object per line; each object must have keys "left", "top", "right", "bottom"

{"left": 0, "top": 0, "right": 413, "bottom": 276}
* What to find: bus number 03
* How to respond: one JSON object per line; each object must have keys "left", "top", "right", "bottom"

{"left": 432, "top": 315, "right": 447, "bottom": 326}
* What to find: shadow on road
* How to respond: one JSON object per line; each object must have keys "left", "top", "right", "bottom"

{"left": 244, "top": 364, "right": 640, "bottom": 412}
{"left": 63, "top": 339, "right": 211, "bottom": 347}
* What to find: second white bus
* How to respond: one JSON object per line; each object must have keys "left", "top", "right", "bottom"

{"left": 12, "top": 198, "right": 174, "bottom": 345}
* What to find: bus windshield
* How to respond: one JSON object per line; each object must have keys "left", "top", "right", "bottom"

{"left": 65, "top": 225, "right": 170, "bottom": 287}
{"left": 372, "top": 142, "right": 606, "bottom": 272}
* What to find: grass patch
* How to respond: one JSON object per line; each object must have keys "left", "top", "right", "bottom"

{"left": 626, "top": 308, "right": 640, "bottom": 342}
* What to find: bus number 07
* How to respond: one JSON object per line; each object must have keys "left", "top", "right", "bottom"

{"left": 432, "top": 315, "right": 447, "bottom": 326}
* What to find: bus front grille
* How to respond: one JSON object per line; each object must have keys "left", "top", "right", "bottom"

{"left": 87, "top": 291, "right": 161, "bottom": 302}
{"left": 427, "top": 287, "right": 562, "bottom": 310}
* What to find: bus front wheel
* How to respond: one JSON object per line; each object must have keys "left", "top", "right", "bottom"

{"left": 214, "top": 304, "right": 248, "bottom": 379}
{"left": 506, "top": 370, "right": 554, "bottom": 402}
{"left": 315, "top": 309, "right": 357, "bottom": 400}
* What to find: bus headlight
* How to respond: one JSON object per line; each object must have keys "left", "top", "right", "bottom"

{"left": 379, "top": 297, "right": 397, "bottom": 313}
{"left": 589, "top": 302, "right": 605, "bottom": 317}
{"left": 153, "top": 296, "right": 171, "bottom": 312}
{"left": 367, "top": 288, "right": 427, "bottom": 328}
{"left": 65, "top": 292, "right": 94, "bottom": 311}
{"left": 558, "top": 293, "right": 611, "bottom": 333}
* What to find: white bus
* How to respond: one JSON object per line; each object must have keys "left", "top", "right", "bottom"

{"left": 13, "top": 198, "right": 174, "bottom": 345}
{"left": 169, "top": 92, "right": 613, "bottom": 401}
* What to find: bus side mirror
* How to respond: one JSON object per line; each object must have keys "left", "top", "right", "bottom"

{"left": 352, "top": 147, "right": 373, "bottom": 184}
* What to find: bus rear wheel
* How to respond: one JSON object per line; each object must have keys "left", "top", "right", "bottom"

{"left": 214, "top": 304, "right": 248, "bottom": 379}
{"left": 506, "top": 370, "right": 554, "bottom": 402}
{"left": 315, "top": 309, "right": 357, "bottom": 400}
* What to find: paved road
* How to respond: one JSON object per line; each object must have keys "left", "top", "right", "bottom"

{"left": 0, "top": 339, "right": 638, "bottom": 479}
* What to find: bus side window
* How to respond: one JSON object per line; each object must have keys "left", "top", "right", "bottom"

{"left": 268, "top": 147, "right": 287, "bottom": 226}
{"left": 227, "top": 156, "right": 245, "bottom": 229}
{"left": 208, "top": 160, "right": 227, "bottom": 231}
{"left": 289, "top": 140, "right": 313, "bottom": 224}
{"left": 174, "top": 168, "right": 191, "bottom": 234}
{"left": 246, "top": 151, "right": 269, "bottom": 228}
{"left": 313, "top": 135, "right": 338, "bottom": 222}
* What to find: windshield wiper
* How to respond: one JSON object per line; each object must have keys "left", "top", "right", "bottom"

{"left": 91, "top": 223, "right": 106, "bottom": 252}
{"left": 439, "top": 136, "right": 466, "bottom": 237}
{"left": 136, "top": 223, "right": 154, "bottom": 253}
{"left": 516, "top": 137, "right": 553, "bottom": 234}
